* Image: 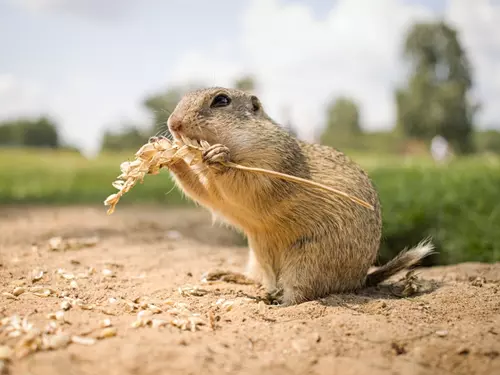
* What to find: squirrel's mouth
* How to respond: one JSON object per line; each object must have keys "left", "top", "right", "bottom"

{"left": 169, "top": 129, "right": 180, "bottom": 140}
{"left": 170, "top": 129, "right": 201, "bottom": 145}
{"left": 169, "top": 129, "right": 185, "bottom": 142}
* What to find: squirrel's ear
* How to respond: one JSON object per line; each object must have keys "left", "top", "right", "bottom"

{"left": 250, "top": 95, "right": 261, "bottom": 112}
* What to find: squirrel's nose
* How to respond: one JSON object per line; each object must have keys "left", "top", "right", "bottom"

{"left": 168, "top": 113, "right": 183, "bottom": 132}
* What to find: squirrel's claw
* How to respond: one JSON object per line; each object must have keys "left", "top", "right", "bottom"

{"left": 202, "top": 144, "right": 231, "bottom": 172}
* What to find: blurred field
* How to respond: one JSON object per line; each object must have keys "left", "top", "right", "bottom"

{"left": 0, "top": 148, "right": 187, "bottom": 206}
{"left": 1, "top": 148, "right": 499, "bottom": 264}
{"left": 1, "top": 147, "right": 492, "bottom": 204}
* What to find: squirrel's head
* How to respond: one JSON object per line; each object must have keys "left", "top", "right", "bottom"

{"left": 167, "top": 87, "right": 285, "bottom": 159}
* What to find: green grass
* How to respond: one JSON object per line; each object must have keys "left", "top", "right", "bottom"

{"left": 1, "top": 148, "right": 499, "bottom": 265}
{"left": 0, "top": 148, "right": 187, "bottom": 206}
{"left": 372, "top": 158, "right": 500, "bottom": 265}
{"left": 0, "top": 147, "right": 434, "bottom": 206}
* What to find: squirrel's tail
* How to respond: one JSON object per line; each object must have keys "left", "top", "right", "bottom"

{"left": 365, "top": 238, "right": 435, "bottom": 287}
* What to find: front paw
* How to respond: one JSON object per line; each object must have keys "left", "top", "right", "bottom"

{"left": 202, "top": 144, "right": 230, "bottom": 172}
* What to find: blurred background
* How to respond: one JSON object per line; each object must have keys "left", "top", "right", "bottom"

{"left": 0, "top": 0, "right": 499, "bottom": 265}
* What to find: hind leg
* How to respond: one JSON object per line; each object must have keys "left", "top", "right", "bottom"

{"left": 201, "top": 269, "right": 255, "bottom": 285}
{"left": 202, "top": 246, "right": 279, "bottom": 297}
{"left": 276, "top": 239, "right": 360, "bottom": 306}
{"left": 201, "top": 248, "right": 262, "bottom": 286}
{"left": 278, "top": 262, "right": 365, "bottom": 306}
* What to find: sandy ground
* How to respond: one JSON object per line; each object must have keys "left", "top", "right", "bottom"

{"left": 0, "top": 205, "right": 499, "bottom": 375}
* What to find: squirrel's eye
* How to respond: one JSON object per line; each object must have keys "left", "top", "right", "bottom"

{"left": 211, "top": 94, "right": 231, "bottom": 108}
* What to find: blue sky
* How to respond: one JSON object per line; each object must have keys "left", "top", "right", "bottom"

{"left": 0, "top": 0, "right": 498, "bottom": 156}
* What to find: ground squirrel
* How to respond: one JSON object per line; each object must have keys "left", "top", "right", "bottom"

{"left": 166, "top": 87, "right": 434, "bottom": 306}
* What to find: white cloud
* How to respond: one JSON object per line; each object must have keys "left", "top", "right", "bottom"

{"left": 169, "top": 50, "right": 244, "bottom": 89}
{"left": 2, "top": 0, "right": 499, "bottom": 156}
{"left": 170, "top": 0, "right": 500, "bottom": 140}
{"left": 0, "top": 74, "right": 48, "bottom": 118}
{"left": 170, "top": 0, "right": 434, "bottom": 140}
{"left": 9, "top": 0, "right": 139, "bottom": 20}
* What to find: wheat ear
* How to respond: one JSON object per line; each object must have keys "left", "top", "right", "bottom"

{"left": 104, "top": 136, "right": 375, "bottom": 214}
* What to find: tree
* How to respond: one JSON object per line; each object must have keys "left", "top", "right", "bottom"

{"left": 23, "top": 116, "right": 59, "bottom": 148}
{"left": 100, "top": 124, "right": 148, "bottom": 152}
{"left": 0, "top": 122, "right": 19, "bottom": 145}
{"left": 320, "top": 96, "right": 361, "bottom": 146}
{"left": 234, "top": 75, "right": 256, "bottom": 92}
{"left": 475, "top": 129, "right": 500, "bottom": 154}
{"left": 395, "top": 21, "right": 477, "bottom": 153}
{"left": 0, "top": 116, "right": 59, "bottom": 148}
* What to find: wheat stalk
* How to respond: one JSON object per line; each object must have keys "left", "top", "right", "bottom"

{"left": 103, "top": 136, "right": 375, "bottom": 214}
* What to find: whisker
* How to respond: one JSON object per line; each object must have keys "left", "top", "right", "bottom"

{"left": 162, "top": 130, "right": 173, "bottom": 140}
{"left": 155, "top": 122, "right": 169, "bottom": 133}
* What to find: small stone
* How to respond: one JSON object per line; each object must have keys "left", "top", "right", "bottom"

{"left": 70, "top": 280, "right": 78, "bottom": 289}
{"left": 137, "top": 310, "right": 153, "bottom": 319}
{"left": 222, "top": 300, "right": 234, "bottom": 312}
{"left": 31, "top": 269, "right": 44, "bottom": 282}
{"left": 48, "top": 237, "right": 63, "bottom": 251}
{"left": 435, "top": 330, "right": 448, "bottom": 337}
{"left": 471, "top": 277, "right": 485, "bottom": 287}
{"left": 97, "top": 327, "right": 117, "bottom": 339}
{"left": 12, "top": 287, "right": 25, "bottom": 296}
{"left": 32, "top": 288, "right": 52, "bottom": 297}
{"left": 60, "top": 301, "right": 72, "bottom": 311}
{"left": 55, "top": 310, "right": 65, "bottom": 321}
{"left": 100, "top": 319, "right": 112, "bottom": 328}
{"left": 102, "top": 269, "right": 113, "bottom": 277}
{"left": 71, "top": 336, "right": 96, "bottom": 346}
{"left": 131, "top": 320, "right": 144, "bottom": 328}
{"left": 43, "top": 334, "right": 71, "bottom": 349}
{"left": 457, "top": 347, "right": 470, "bottom": 355}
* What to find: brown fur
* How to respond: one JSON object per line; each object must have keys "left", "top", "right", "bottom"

{"left": 166, "top": 87, "right": 434, "bottom": 306}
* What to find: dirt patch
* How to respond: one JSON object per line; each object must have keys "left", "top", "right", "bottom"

{"left": 0, "top": 206, "right": 499, "bottom": 375}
